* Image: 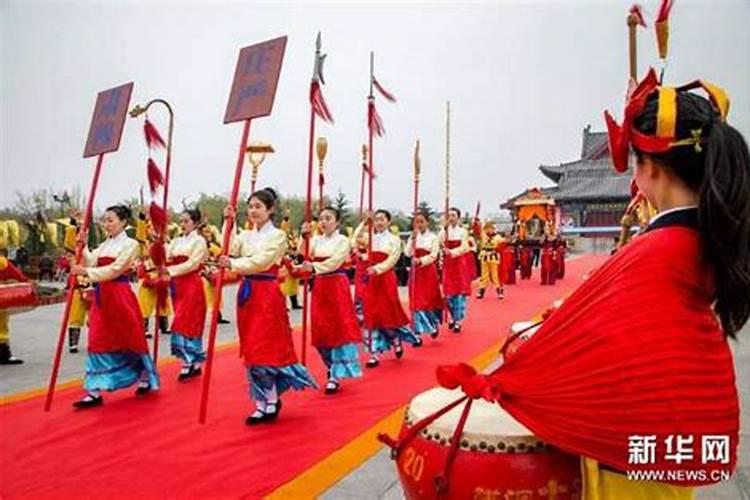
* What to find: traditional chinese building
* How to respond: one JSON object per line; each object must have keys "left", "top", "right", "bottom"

{"left": 504, "top": 125, "right": 631, "bottom": 236}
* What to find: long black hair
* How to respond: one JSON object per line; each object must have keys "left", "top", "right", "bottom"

{"left": 634, "top": 91, "right": 750, "bottom": 338}
{"left": 182, "top": 208, "right": 202, "bottom": 225}
{"left": 105, "top": 205, "right": 132, "bottom": 223}
{"left": 248, "top": 187, "right": 278, "bottom": 212}
{"left": 320, "top": 206, "right": 341, "bottom": 222}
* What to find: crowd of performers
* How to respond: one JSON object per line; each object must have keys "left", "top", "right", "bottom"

{"left": 0, "top": 184, "right": 570, "bottom": 422}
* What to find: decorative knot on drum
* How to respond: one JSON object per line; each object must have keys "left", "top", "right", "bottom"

{"left": 436, "top": 363, "right": 503, "bottom": 402}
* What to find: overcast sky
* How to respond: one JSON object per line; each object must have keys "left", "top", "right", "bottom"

{"left": 2, "top": 0, "right": 749, "bottom": 215}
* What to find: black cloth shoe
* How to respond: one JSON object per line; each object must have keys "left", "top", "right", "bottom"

{"left": 497, "top": 287, "right": 504, "bottom": 299}
{"left": 289, "top": 295, "right": 302, "bottom": 310}
{"left": 476, "top": 288, "right": 485, "bottom": 299}
{"left": 68, "top": 327, "right": 81, "bottom": 353}
{"left": 178, "top": 365, "right": 202, "bottom": 381}
{"left": 430, "top": 330, "right": 439, "bottom": 339}
{"left": 245, "top": 410, "right": 267, "bottom": 425}
{"left": 264, "top": 400, "right": 282, "bottom": 422}
{"left": 135, "top": 383, "right": 152, "bottom": 396}
{"left": 73, "top": 394, "right": 103, "bottom": 409}
{"left": 0, "top": 343, "right": 23, "bottom": 365}
{"left": 217, "top": 313, "right": 230, "bottom": 325}
{"left": 365, "top": 357, "right": 380, "bottom": 368}
{"left": 395, "top": 344, "right": 404, "bottom": 359}
{"left": 325, "top": 380, "right": 340, "bottom": 395}
{"left": 159, "top": 316, "right": 170, "bottom": 334}
{"left": 413, "top": 337, "right": 423, "bottom": 347}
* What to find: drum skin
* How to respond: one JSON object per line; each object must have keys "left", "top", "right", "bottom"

{"left": 395, "top": 423, "right": 582, "bottom": 500}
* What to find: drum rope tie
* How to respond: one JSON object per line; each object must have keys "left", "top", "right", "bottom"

{"left": 434, "top": 398, "right": 473, "bottom": 497}
{"left": 498, "top": 318, "right": 544, "bottom": 358}
{"left": 377, "top": 395, "right": 468, "bottom": 459}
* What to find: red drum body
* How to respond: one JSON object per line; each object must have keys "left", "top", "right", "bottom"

{"left": 395, "top": 388, "right": 581, "bottom": 500}
{"left": 0, "top": 282, "right": 37, "bottom": 314}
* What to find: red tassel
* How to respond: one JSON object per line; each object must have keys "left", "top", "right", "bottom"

{"left": 373, "top": 77, "right": 397, "bottom": 103}
{"left": 149, "top": 202, "right": 167, "bottom": 233}
{"left": 147, "top": 158, "right": 165, "bottom": 194}
{"left": 319, "top": 173, "right": 325, "bottom": 187}
{"left": 144, "top": 119, "right": 166, "bottom": 149}
{"left": 368, "top": 101, "right": 385, "bottom": 137}
{"left": 629, "top": 4, "right": 647, "bottom": 27}
{"left": 656, "top": 0, "right": 674, "bottom": 22}
{"left": 310, "top": 81, "right": 334, "bottom": 124}
{"left": 150, "top": 241, "right": 166, "bottom": 267}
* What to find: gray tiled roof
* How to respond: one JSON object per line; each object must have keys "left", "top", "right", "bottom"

{"left": 537, "top": 158, "right": 631, "bottom": 201}
{"left": 581, "top": 131, "right": 609, "bottom": 160}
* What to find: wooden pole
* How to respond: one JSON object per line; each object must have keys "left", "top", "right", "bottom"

{"left": 198, "top": 118, "right": 252, "bottom": 423}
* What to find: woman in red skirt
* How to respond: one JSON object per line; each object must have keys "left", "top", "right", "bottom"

{"left": 70, "top": 205, "right": 159, "bottom": 409}
{"left": 219, "top": 188, "right": 316, "bottom": 425}
{"left": 297, "top": 207, "right": 362, "bottom": 395}
{"left": 357, "top": 210, "right": 420, "bottom": 368}
{"left": 405, "top": 211, "right": 443, "bottom": 340}
{"left": 439, "top": 208, "right": 471, "bottom": 333}
{"left": 166, "top": 208, "right": 208, "bottom": 381}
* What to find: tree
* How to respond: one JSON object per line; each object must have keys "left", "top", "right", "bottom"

{"left": 333, "top": 189, "right": 351, "bottom": 227}
{"left": 416, "top": 201, "right": 436, "bottom": 220}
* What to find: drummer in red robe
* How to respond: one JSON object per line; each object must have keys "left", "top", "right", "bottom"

{"left": 518, "top": 238, "right": 533, "bottom": 280}
{"left": 404, "top": 211, "right": 443, "bottom": 339}
{"left": 554, "top": 237, "right": 567, "bottom": 280}
{"left": 296, "top": 206, "right": 362, "bottom": 395}
{"left": 219, "top": 188, "right": 316, "bottom": 425}
{"left": 501, "top": 234, "right": 518, "bottom": 286}
{"left": 355, "top": 210, "right": 420, "bottom": 368}
{"left": 439, "top": 208, "right": 471, "bottom": 333}
{"left": 539, "top": 234, "right": 558, "bottom": 286}
{"left": 469, "top": 73, "right": 750, "bottom": 498}
{"left": 69, "top": 205, "right": 160, "bottom": 408}
{"left": 165, "top": 208, "right": 209, "bottom": 381}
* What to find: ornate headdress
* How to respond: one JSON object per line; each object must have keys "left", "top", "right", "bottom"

{"left": 604, "top": 68, "right": 730, "bottom": 173}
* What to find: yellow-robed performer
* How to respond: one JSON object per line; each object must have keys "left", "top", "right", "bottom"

{"left": 476, "top": 220, "right": 504, "bottom": 299}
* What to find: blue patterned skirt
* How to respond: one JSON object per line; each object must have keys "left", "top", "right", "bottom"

{"left": 412, "top": 310, "right": 442, "bottom": 334}
{"left": 247, "top": 364, "right": 317, "bottom": 402}
{"left": 446, "top": 295, "right": 468, "bottom": 322}
{"left": 84, "top": 352, "right": 160, "bottom": 392}
{"left": 365, "top": 326, "right": 420, "bottom": 354}
{"left": 318, "top": 342, "right": 362, "bottom": 380}
{"left": 170, "top": 332, "right": 206, "bottom": 366}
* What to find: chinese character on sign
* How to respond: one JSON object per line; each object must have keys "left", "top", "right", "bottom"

{"left": 628, "top": 435, "right": 657, "bottom": 465}
{"left": 664, "top": 435, "right": 695, "bottom": 464}
{"left": 701, "top": 435, "right": 730, "bottom": 464}
{"left": 94, "top": 122, "right": 115, "bottom": 148}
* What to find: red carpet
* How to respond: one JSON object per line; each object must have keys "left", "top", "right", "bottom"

{"left": 1, "top": 256, "right": 606, "bottom": 499}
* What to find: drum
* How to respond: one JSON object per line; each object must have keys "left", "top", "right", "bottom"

{"left": 395, "top": 387, "right": 581, "bottom": 499}
{"left": 0, "top": 282, "right": 38, "bottom": 314}
{"left": 504, "top": 321, "right": 542, "bottom": 358}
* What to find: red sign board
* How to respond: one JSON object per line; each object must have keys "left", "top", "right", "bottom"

{"left": 224, "top": 36, "right": 287, "bottom": 124}
{"left": 83, "top": 82, "right": 134, "bottom": 158}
